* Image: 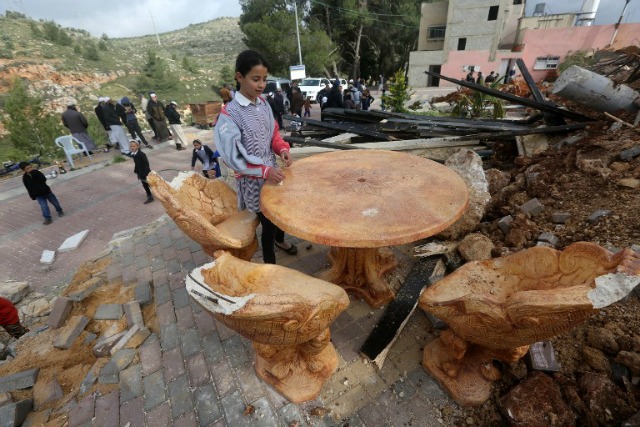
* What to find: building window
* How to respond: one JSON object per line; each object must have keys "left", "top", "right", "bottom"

{"left": 533, "top": 56, "right": 560, "bottom": 70}
{"left": 488, "top": 5, "right": 499, "bottom": 21}
{"left": 513, "top": 0, "right": 523, "bottom": 4}
{"left": 428, "top": 26, "right": 446, "bottom": 39}
{"left": 457, "top": 38, "right": 467, "bottom": 51}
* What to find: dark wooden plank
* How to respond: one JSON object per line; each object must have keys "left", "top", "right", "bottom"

{"left": 283, "top": 115, "right": 394, "bottom": 141}
{"left": 515, "top": 58, "right": 566, "bottom": 126}
{"left": 423, "top": 70, "right": 594, "bottom": 122}
{"left": 284, "top": 136, "right": 360, "bottom": 150}
{"left": 449, "top": 122, "right": 588, "bottom": 141}
{"left": 360, "top": 256, "right": 445, "bottom": 367}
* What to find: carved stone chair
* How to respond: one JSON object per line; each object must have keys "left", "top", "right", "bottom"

{"left": 147, "top": 171, "right": 259, "bottom": 261}
{"left": 419, "top": 242, "right": 640, "bottom": 406}
{"left": 186, "top": 250, "right": 350, "bottom": 403}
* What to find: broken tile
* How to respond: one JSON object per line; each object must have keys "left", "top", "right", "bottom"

{"left": 0, "top": 399, "right": 33, "bottom": 426}
{"left": 519, "top": 198, "right": 545, "bottom": 216}
{"left": 57, "top": 229, "right": 90, "bottom": 252}
{"left": 111, "top": 325, "right": 151, "bottom": 355}
{"left": 53, "top": 315, "right": 89, "bottom": 350}
{"left": 40, "top": 250, "right": 55, "bottom": 265}
{"left": 525, "top": 341, "right": 560, "bottom": 372}
{"left": 93, "top": 331, "right": 127, "bottom": 357}
{"left": 135, "top": 281, "right": 152, "bottom": 306}
{"left": 33, "top": 378, "right": 63, "bottom": 410}
{"left": 47, "top": 297, "right": 73, "bottom": 329}
{"left": 0, "top": 369, "right": 39, "bottom": 393}
{"left": 68, "top": 277, "right": 104, "bottom": 302}
{"left": 94, "top": 304, "right": 123, "bottom": 320}
{"left": 123, "top": 302, "right": 144, "bottom": 328}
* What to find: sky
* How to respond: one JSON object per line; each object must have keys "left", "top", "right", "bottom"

{"left": 0, "top": 0, "right": 638, "bottom": 38}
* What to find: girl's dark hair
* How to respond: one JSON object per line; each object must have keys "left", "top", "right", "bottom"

{"left": 235, "top": 50, "right": 270, "bottom": 77}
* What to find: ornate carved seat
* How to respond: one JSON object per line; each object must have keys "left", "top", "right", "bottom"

{"left": 147, "top": 171, "right": 259, "bottom": 260}
{"left": 419, "top": 242, "right": 640, "bottom": 406}
{"left": 186, "top": 250, "right": 350, "bottom": 403}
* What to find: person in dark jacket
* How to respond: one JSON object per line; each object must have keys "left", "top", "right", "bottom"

{"left": 129, "top": 141, "right": 154, "bottom": 204}
{"left": 120, "top": 97, "right": 153, "bottom": 150}
{"left": 164, "top": 101, "right": 186, "bottom": 151}
{"left": 326, "top": 79, "right": 344, "bottom": 109}
{"left": 94, "top": 97, "right": 114, "bottom": 151}
{"left": 273, "top": 90, "right": 285, "bottom": 129}
{"left": 147, "top": 92, "right": 170, "bottom": 142}
{"left": 102, "top": 97, "right": 131, "bottom": 155}
{"left": 61, "top": 101, "right": 97, "bottom": 153}
{"left": 191, "top": 139, "right": 220, "bottom": 178}
{"left": 20, "top": 162, "right": 64, "bottom": 224}
{"left": 289, "top": 87, "right": 304, "bottom": 118}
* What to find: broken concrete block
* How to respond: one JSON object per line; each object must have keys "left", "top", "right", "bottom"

{"left": 53, "top": 315, "right": 89, "bottom": 350}
{"left": 79, "top": 361, "right": 101, "bottom": 395}
{"left": 0, "top": 399, "right": 33, "bottom": 427}
{"left": 68, "top": 277, "right": 104, "bottom": 301}
{"left": 83, "top": 333, "right": 97, "bottom": 345}
{"left": 48, "top": 297, "right": 73, "bottom": 329}
{"left": 39, "top": 250, "right": 55, "bottom": 265}
{"left": 33, "top": 378, "right": 63, "bottom": 410}
{"left": 135, "top": 282, "right": 152, "bottom": 306}
{"left": 21, "top": 298, "right": 51, "bottom": 318}
{"left": 525, "top": 341, "right": 560, "bottom": 372}
{"left": 516, "top": 133, "right": 549, "bottom": 157}
{"left": 94, "top": 304, "right": 123, "bottom": 320}
{"left": 519, "top": 198, "right": 545, "bottom": 216}
{"left": 100, "top": 323, "right": 123, "bottom": 340}
{"left": 587, "top": 209, "right": 611, "bottom": 225}
{"left": 21, "top": 408, "right": 51, "bottom": 427}
{"left": 93, "top": 331, "right": 127, "bottom": 357}
{"left": 98, "top": 349, "right": 135, "bottom": 384}
{"left": 498, "top": 215, "right": 514, "bottom": 234}
{"left": 538, "top": 232, "right": 559, "bottom": 247}
{"left": 0, "top": 281, "right": 31, "bottom": 304}
{"left": 111, "top": 325, "right": 151, "bottom": 355}
{"left": 620, "top": 146, "right": 640, "bottom": 161}
{"left": 618, "top": 178, "right": 640, "bottom": 189}
{"left": 552, "top": 212, "right": 571, "bottom": 224}
{"left": 123, "top": 302, "right": 144, "bottom": 328}
{"left": 57, "top": 229, "right": 89, "bottom": 253}
{"left": 0, "top": 369, "right": 39, "bottom": 393}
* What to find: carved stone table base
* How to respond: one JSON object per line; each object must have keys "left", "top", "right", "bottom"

{"left": 422, "top": 330, "right": 529, "bottom": 407}
{"left": 253, "top": 330, "right": 338, "bottom": 403}
{"left": 318, "top": 247, "right": 397, "bottom": 309}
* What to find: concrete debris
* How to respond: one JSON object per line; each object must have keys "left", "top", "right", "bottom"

{"left": 48, "top": 297, "right": 73, "bottom": 329}
{"left": 498, "top": 215, "right": 514, "bottom": 234}
{"left": 40, "top": 250, "right": 56, "bottom": 265}
{"left": 94, "top": 304, "right": 123, "bottom": 320}
{"left": 57, "top": 229, "right": 90, "bottom": 253}
{"left": 53, "top": 315, "right": 89, "bottom": 350}
{"left": 519, "top": 198, "right": 545, "bottom": 216}
{"left": 0, "top": 281, "right": 31, "bottom": 304}
{"left": 587, "top": 210, "right": 611, "bottom": 225}
{"left": 551, "top": 212, "right": 571, "bottom": 224}
{"left": 0, "top": 368, "right": 39, "bottom": 393}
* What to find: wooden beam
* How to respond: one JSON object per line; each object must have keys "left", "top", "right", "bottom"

{"left": 450, "top": 122, "right": 588, "bottom": 141}
{"left": 283, "top": 115, "right": 394, "bottom": 141}
{"left": 515, "top": 58, "right": 566, "bottom": 126}
{"left": 284, "top": 136, "right": 360, "bottom": 150}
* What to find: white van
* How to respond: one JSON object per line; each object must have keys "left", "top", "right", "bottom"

{"left": 299, "top": 77, "right": 332, "bottom": 102}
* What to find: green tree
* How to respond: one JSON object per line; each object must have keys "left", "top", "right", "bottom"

{"left": 83, "top": 41, "right": 100, "bottom": 60}
{"left": 2, "top": 79, "right": 63, "bottom": 159}
{"left": 182, "top": 55, "right": 197, "bottom": 73}
{"left": 98, "top": 39, "right": 108, "bottom": 51}
{"left": 382, "top": 69, "right": 411, "bottom": 113}
{"left": 136, "top": 50, "right": 176, "bottom": 93}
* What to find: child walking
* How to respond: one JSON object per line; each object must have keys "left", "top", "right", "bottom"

{"left": 20, "top": 162, "right": 64, "bottom": 225}
{"left": 191, "top": 139, "right": 221, "bottom": 178}
{"left": 303, "top": 97, "right": 312, "bottom": 117}
{"left": 129, "top": 140, "right": 155, "bottom": 204}
{"left": 215, "top": 50, "right": 298, "bottom": 264}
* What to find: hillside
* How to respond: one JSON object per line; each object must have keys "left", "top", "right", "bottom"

{"left": 0, "top": 13, "right": 245, "bottom": 112}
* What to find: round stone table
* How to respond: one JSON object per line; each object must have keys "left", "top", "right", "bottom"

{"left": 260, "top": 150, "right": 469, "bottom": 308}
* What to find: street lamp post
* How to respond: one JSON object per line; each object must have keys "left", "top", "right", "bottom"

{"left": 293, "top": 1, "right": 303, "bottom": 65}
{"left": 609, "top": 0, "right": 631, "bottom": 46}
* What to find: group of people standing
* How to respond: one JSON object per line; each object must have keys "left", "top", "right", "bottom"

{"left": 317, "top": 78, "right": 374, "bottom": 112}
{"left": 465, "top": 66, "right": 517, "bottom": 85}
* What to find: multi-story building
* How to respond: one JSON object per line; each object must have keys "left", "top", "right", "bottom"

{"left": 408, "top": 0, "right": 640, "bottom": 88}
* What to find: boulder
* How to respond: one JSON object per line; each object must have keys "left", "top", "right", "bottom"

{"left": 485, "top": 169, "right": 511, "bottom": 196}
{"left": 499, "top": 372, "right": 574, "bottom": 427}
{"left": 588, "top": 327, "right": 620, "bottom": 355}
{"left": 582, "top": 346, "right": 610, "bottom": 373}
{"left": 615, "top": 351, "right": 640, "bottom": 376}
{"left": 439, "top": 149, "right": 490, "bottom": 239}
{"left": 618, "top": 178, "right": 640, "bottom": 189}
{"left": 0, "top": 282, "right": 31, "bottom": 304}
{"left": 457, "top": 233, "right": 494, "bottom": 261}
{"left": 579, "top": 372, "right": 636, "bottom": 425}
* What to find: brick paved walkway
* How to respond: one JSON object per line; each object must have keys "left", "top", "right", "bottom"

{"left": 2, "top": 125, "right": 458, "bottom": 425}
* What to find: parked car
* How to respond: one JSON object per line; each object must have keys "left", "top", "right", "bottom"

{"left": 262, "top": 77, "right": 291, "bottom": 111}
{"left": 299, "top": 77, "right": 332, "bottom": 102}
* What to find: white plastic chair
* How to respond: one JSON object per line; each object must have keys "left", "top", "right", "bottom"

{"left": 55, "top": 135, "right": 92, "bottom": 169}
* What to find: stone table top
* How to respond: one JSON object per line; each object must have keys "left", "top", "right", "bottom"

{"left": 260, "top": 150, "right": 469, "bottom": 247}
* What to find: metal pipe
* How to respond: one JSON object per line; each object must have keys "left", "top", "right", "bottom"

{"left": 609, "top": 0, "right": 631, "bottom": 46}
{"left": 293, "top": 1, "right": 303, "bottom": 66}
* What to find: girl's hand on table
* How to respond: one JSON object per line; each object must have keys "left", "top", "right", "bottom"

{"left": 266, "top": 167, "right": 285, "bottom": 184}
{"left": 280, "top": 151, "right": 292, "bottom": 167}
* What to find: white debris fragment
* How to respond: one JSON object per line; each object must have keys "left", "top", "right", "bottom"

{"left": 588, "top": 273, "right": 640, "bottom": 308}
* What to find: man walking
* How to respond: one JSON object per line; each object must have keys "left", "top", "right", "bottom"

{"left": 62, "top": 101, "right": 97, "bottom": 154}
{"left": 120, "top": 97, "right": 153, "bottom": 150}
{"left": 20, "top": 162, "right": 64, "bottom": 225}
{"left": 139, "top": 93, "right": 158, "bottom": 140}
{"left": 147, "top": 92, "right": 170, "bottom": 142}
{"left": 102, "top": 97, "right": 131, "bottom": 155}
{"left": 94, "top": 97, "right": 114, "bottom": 151}
{"left": 164, "top": 101, "right": 186, "bottom": 150}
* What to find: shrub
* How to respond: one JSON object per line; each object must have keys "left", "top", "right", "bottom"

{"left": 381, "top": 69, "right": 412, "bottom": 113}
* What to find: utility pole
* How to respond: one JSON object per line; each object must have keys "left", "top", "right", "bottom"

{"left": 609, "top": 0, "right": 631, "bottom": 46}
{"left": 293, "top": 1, "right": 303, "bottom": 65}
{"left": 149, "top": 9, "right": 162, "bottom": 47}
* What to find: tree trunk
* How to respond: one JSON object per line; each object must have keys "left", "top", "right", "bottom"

{"left": 352, "top": 23, "right": 363, "bottom": 80}
{"left": 332, "top": 60, "right": 339, "bottom": 77}
{"left": 325, "top": 6, "right": 332, "bottom": 38}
